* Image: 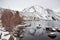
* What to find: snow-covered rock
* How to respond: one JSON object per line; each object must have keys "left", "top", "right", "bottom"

{"left": 1, "top": 32, "right": 10, "bottom": 40}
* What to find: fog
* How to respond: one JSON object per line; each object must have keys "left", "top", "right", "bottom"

{"left": 0, "top": 0, "right": 60, "bottom": 12}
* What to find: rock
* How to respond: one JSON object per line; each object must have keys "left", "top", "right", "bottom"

{"left": 1, "top": 9, "right": 23, "bottom": 32}
{"left": 0, "top": 33, "right": 2, "bottom": 39}
{"left": 56, "top": 29, "right": 60, "bottom": 32}
{"left": 48, "top": 32, "right": 57, "bottom": 39}
{"left": 46, "top": 27, "right": 56, "bottom": 32}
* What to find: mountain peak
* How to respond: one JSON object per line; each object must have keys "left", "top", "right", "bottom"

{"left": 23, "top": 5, "right": 44, "bottom": 12}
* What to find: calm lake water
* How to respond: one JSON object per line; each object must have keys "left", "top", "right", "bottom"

{"left": 23, "top": 20, "right": 60, "bottom": 40}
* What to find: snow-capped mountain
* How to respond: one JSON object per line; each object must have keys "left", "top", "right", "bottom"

{"left": 0, "top": 5, "right": 60, "bottom": 21}
{"left": 22, "top": 5, "right": 47, "bottom": 19}
{"left": 22, "top": 5, "right": 60, "bottom": 20}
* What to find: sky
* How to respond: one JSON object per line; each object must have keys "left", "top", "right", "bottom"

{"left": 0, "top": 0, "right": 60, "bottom": 12}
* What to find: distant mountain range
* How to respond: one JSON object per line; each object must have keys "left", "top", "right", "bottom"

{"left": 22, "top": 5, "right": 60, "bottom": 20}
{"left": 0, "top": 5, "right": 60, "bottom": 21}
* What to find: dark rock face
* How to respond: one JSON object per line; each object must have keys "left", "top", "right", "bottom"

{"left": 52, "top": 17, "right": 56, "bottom": 20}
{"left": 48, "top": 34, "right": 57, "bottom": 39}
{"left": 56, "top": 29, "right": 60, "bottom": 32}
{"left": 46, "top": 27, "right": 56, "bottom": 32}
{"left": 1, "top": 9, "right": 23, "bottom": 32}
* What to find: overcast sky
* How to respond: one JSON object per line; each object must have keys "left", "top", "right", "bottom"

{"left": 0, "top": 0, "right": 60, "bottom": 12}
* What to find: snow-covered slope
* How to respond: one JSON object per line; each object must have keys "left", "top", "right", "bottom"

{"left": 22, "top": 5, "right": 60, "bottom": 20}
{"left": 22, "top": 5, "right": 47, "bottom": 20}
{"left": 46, "top": 9, "right": 60, "bottom": 20}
